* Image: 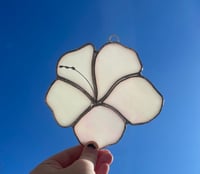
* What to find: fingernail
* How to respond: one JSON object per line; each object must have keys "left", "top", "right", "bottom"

{"left": 87, "top": 143, "right": 97, "bottom": 149}
{"left": 87, "top": 144, "right": 96, "bottom": 149}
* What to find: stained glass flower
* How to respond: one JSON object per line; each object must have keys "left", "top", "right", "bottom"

{"left": 46, "top": 42, "right": 163, "bottom": 148}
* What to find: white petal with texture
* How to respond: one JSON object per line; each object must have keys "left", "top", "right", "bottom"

{"left": 95, "top": 43, "right": 142, "bottom": 99}
{"left": 57, "top": 44, "right": 94, "bottom": 96}
{"left": 74, "top": 106, "right": 126, "bottom": 148}
{"left": 46, "top": 80, "right": 91, "bottom": 127}
{"left": 105, "top": 77, "right": 163, "bottom": 124}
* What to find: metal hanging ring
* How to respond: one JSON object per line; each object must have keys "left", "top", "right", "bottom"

{"left": 108, "top": 34, "right": 120, "bottom": 43}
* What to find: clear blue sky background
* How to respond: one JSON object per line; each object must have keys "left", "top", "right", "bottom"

{"left": 0, "top": 0, "right": 200, "bottom": 173}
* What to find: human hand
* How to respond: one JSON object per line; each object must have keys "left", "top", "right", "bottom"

{"left": 30, "top": 143, "right": 113, "bottom": 174}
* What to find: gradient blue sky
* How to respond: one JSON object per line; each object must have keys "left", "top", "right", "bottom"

{"left": 0, "top": 0, "right": 200, "bottom": 173}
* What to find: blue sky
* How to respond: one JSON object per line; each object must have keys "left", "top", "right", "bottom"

{"left": 0, "top": 0, "right": 200, "bottom": 173}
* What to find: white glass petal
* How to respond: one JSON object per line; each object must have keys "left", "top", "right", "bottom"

{"left": 105, "top": 77, "right": 163, "bottom": 124}
{"left": 95, "top": 43, "right": 142, "bottom": 99}
{"left": 57, "top": 44, "right": 94, "bottom": 96}
{"left": 46, "top": 80, "right": 91, "bottom": 127}
{"left": 74, "top": 106, "right": 126, "bottom": 148}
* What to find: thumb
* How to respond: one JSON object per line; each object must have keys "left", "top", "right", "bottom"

{"left": 79, "top": 143, "right": 98, "bottom": 166}
{"left": 64, "top": 143, "right": 98, "bottom": 174}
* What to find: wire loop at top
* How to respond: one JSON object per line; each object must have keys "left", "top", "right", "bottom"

{"left": 108, "top": 34, "right": 120, "bottom": 43}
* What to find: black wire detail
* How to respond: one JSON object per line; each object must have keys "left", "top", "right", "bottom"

{"left": 59, "top": 65, "right": 94, "bottom": 95}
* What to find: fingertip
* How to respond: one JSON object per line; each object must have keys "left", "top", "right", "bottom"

{"left": 98, "top": 149, "right": 113, "bottom": 164}
{"left": 80, "top": 142, "right": 98, "bottom": 166}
